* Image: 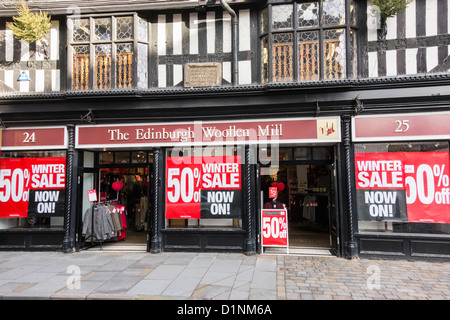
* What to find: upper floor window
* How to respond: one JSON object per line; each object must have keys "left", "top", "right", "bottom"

{"left": 68, "top": 14, "right": 149, "bottom": 91}
{"left": 261, "top": 0, "right": 357, "bottom": 83}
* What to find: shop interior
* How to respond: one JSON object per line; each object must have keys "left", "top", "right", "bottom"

{"left": 260, "top": 147, "right": 335, "bottom": 254}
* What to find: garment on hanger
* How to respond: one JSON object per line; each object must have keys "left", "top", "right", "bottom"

{"left": 113, "top": 201, "right": 127, "bottom": 240}
{"left": 82, "top": 205, "right": 115, "bottom": 242}
{"left": 263, "top": 199, "right": 286, "bottom": 209}
{"left": 303, "top": 195, "right": 318, "bottom": 222}
{"left": 136, "top": 196, "right": 148, "bottom": 231}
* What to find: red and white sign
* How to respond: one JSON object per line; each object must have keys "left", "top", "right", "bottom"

{"left": 261, "top": 209, "right": 288, "bottom": 247}
{"left": 76, "top": 117, "right": 341, "bottom": 148}
{"left": 166, "top": 155, "right": 242, "bottom": 219}
{"left": 87, "top": 189, "right": 98, "bottom": 202}
{"left": 353, "top": 112, "right": 450, "bottom": 142}
{"left": 0, "top": 157, "right": 66, "bottom": 218}
{"left": 1, "top": 127, "right": 67, "bottom": 150}
{"left": 355, "top": 151, "right": 450, "bottom": 223}
{"left": 269, "top": 187, "right": 278, "bottom": 199}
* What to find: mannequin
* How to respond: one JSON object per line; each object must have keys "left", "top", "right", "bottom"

{"left": 264, "top": 182, "right": 286, "bottom": 209}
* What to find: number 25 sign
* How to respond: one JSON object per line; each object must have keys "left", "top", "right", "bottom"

{"left": 261, "top": 209, "right": 289, "bottom": 248}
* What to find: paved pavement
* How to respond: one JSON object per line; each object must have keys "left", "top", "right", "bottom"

{"left": 0, "top": 250, "right": 449, "bottom": 300}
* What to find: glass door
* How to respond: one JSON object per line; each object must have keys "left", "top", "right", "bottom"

{"left": 76, "top": 167, "right": 99, "bottom": 250}
{"left": 329, "top": 148, "right": 341, "bottom": 256}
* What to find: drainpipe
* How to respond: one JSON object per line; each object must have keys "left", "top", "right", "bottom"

{"left": 220, "top": 0, "right": 238, "bottom": 86}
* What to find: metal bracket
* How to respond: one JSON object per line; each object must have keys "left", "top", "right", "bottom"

{"left": 354, "top": 98, "right": 364, "bottom": 116}
{"left": 81, "top": 109, "right": 96, "bottom": 124}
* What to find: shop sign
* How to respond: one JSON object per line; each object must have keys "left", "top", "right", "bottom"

{"left": 355, "top": 151, "right": 450, "bottom": 223}
{"left": 166, "top": 155, "right": 242, "bottom": 219}
{"left": 261, "top": 209, "right": 289, "bottom": 248}
{"left": 87, "top": 189, "right": 98, "bottom": 202}
{"left": 1, "top": 127, "right": 67, "bottom": 150}
{"left": 269, "top": 187, "right": 277, "bottom": 199}
{"left": 353, "top": 112, "right": 450, "bottom": 142}
{"left": 0, "top": 157, "right": 66, "bottom": 218}
{"left": 76, "top": 117, "right": 341, "bottom": 148}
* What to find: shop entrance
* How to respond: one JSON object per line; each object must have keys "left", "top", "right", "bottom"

{"left": 78, "top": 150, "right": 153, "bottom": 252}
{"left": 259, "top": 146, "right": 338, "bottom": 255}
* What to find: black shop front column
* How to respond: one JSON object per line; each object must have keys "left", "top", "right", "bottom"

{"left": 245, "top": 145, "right": 256, "bottom": 255}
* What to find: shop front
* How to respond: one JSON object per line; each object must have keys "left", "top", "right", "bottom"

{"left": 0, "top": 127, "right": 68, "bottom": 251}
{"left": 352, "top": 112, "right": 450, "bottom": 259}
{"left": 75, "top": 116, "right": 342, "bottom": 254}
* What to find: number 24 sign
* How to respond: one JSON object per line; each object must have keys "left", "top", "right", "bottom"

{"left": 261, "top": 209, "right": 289, "bottom": 248}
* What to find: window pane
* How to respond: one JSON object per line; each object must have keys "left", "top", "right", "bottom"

{"left": 72, "top": 18, "right": 90, "bottom": 42}
{"left": 298, "top": 31, "right": 319, "bottom": 81}
{"left": 272, "top": 4, "right": 293, "bottom": 30}
{"left": 322, "top": 0, "right": 346, "bottom": 26}
{"left": 355, "top": 142, "right": 450, "bottom": 235}
{"left": 117, "top": 43, "right": 134, "bottom": 88}
{"left": 94, "top": 18, "right": 112, "bottom": 41}
{"left": 312, "top": 147, "right": 331, "bottom": 160}
{"left": 99, "top": 152, "right": 113, "bottom": 164}
{"left": 279, "top": 147, "right": 292, "bottom": 161}
{"left": 138, "top": 43, "right": 148, "bottom": 89}
{"left": 350, "top": 29, "right": 357, "bottom": 78}
{"left": 298, "top": 2, "right": 319, "bottom": 28}
{"left": 350, "top": 0, "right": 357, "bottom": 26}
{"left": 261, "top": 7, "right": 268, "bottom": 34}
{"left": 261, "top": 36, "right": 269, "bottom": 83}
{"left": 72, "top": 45, "right": 90, "bottom": 90}
{"left": 294, "top": 148, "right": 311, "bottom": 160}
{"left": 323, "top": 29, "right": 346, "bottom": 80}
{"left": 138, "top": 17, "right": 148, "bottom": 42}
{"left": 115, "top": 152, "right": 130, "bottom": 164}
{"left": 272, "top": 33, "right": 293, "bottom": 82}
{"left": 116, "top": 16, "right": 134, "bottom": 40}
{"left": 132, "top": 151, "right": 147, "bottom": 164}
{"left": 95, "top": 44, "right": 112, "bottom": 89}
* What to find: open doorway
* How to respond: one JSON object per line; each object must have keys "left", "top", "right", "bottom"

{"left": 259, "top": 147, "right": 336, "bottom": 255}
{"left": 79, "top": 150, "right": 153, "bottom": 252}
{"left": 97, "top": 167, "right": 150, "bottom": 250}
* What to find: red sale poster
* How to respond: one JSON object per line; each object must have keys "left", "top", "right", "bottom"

{"left": 355, "top": 151, "right": 450, "bottom": 223}
{"left": 261, "top": 209, "right": 288, "bottom": 247}
{"left": 0, "top": 157, "right": 66, "bottom": 218}
{"left": 165, "top": 155, "right": 242, "bottom": 219}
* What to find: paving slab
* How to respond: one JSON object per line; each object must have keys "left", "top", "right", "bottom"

{"left": 0, "top": 250, "right": 447, "bottom": 301}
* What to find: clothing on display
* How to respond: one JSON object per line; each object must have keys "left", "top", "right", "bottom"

{"left": 263, "top": 199, "right": 286, "bottom": 209}
{"left": 136, "top": 195, "right": 148, "bottom": 231}
{"left": 302, "top": 194, "right": 318, "bottom": 222}
{"left": 82, "top": 202, "right": 128, "bottom": 243}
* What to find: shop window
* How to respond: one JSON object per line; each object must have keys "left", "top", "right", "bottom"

{"left": 312, "top": 147, "right": 331, "bottom": 160}
{"left": 115, "top": 152, "right": 131, "bottom": 164}
{"left": 0, "top": 151, "right": 67, "bottom": 230}
{"left": 132, "top": 151, "right": 147, "bottom": 164}
{"left": 99, "top": 152, "right": 114, "bottom": 165}
{"left": 260, "top": 0, "right": 357, "bottom": 83}
{"left": 164, "top": 146, "right": 244, "bottom": 229}
{"left": 69, "top": 14, "right": 149, "bottom": 91}
{"left": 354, "top": 142, "right": 450, "bottom": 235}
{"left": 294, "top": 147, "right": 311, "bottom": 160}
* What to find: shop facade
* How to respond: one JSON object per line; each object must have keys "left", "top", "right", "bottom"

{"left": 0, "top": 0, "right": 450, "bottom": 260}
{"left": 74, "top": 117, "right": 342, "bottom": 255}
{"left": 0, "top": 127, "right": 69, "bottom": 251}
{"left": 353, "top": 112, "right": 450, "bottom": 259}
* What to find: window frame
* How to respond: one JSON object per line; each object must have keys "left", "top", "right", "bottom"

{"left": 67, "top": 13, "right": 149, "bottom": 91}
{"left": 260, "top": 0, "right": 358, "bottom": 83}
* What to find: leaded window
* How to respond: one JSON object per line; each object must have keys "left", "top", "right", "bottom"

{"left": 261, "top": 0, "right": 357, "bottom": 83}
{"left": 69, "top": 14, "right": 149, "bottom": 91}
